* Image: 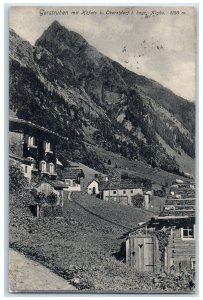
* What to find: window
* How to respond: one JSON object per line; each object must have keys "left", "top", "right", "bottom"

{"left": 40, "top": 161, "right": 46, "bottom": 172}
{"left": 44, "top": 141, "right": 52, "bottom": 152}
{"left": 28, "top": 136, "right": 36, "bottom": 147}
{"left": 191, "top": 258, "right": 195, "bottom": 270}
{"left": 49, "top": 163, "right": 54, "bottom": 174}
{"left": 123, "top": 190, "right": 126, "bottom": 194}
{"left": 46, "top": 142, "right": 51, "bottom": 152}
{"left": 113, "top": 190, "right": 116, "bottom": 195}
{"left": 31, "top": 162, "right": 36, "bottom": 170}
{"left": 181, "top": 225, "right": 195, "bottom": 239}
{"left": 131, "top": 190, "right": 134, "bottom": 194}
{"left": 24, "top": 166, "right": 28, "bottom": 173}
{"left": 65, "top": 179, "right": 72, "bottom": 186}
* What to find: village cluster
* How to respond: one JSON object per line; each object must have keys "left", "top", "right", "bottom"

{"left": 9, "top": 117, "right": 151, "bottom": 212}
{"left": 9, "top": 117, "right": 195, "bottom": 274}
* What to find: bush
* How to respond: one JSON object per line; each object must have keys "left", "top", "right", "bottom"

{"left": 46, "top": 192, "right": 59, "bottom": 216}
{"left": 41, "top": 205, "right": 63, "bottom": 217}
{"left": 9, "top": 160, "right": 28, "bottom": 193}
{"left": 132, "top": 194, "right": 144, "bottom": 208}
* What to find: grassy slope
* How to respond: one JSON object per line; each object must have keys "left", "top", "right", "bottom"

{"left": 85, "top": 143, "right": 188, "bottom": 185}
{"left": 69, "top": 191, "right": 155, "bottom": 230}
{"left": 10, "top": 192, "right": 156, "bottom": 291}
{"left": 10, "top": 190, "right": 195, "bottom": 292}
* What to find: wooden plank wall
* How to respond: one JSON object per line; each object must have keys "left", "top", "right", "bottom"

{"left": 166, "top": 228, "right": 195, "bottom": 272}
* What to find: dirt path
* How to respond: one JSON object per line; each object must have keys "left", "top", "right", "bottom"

{"left": 9, "top": 249, "right": 77, "bottom": 292}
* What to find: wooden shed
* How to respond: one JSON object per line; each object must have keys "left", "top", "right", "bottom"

{"left": 126, "top": 216, "right": 195, "bottom": 273}
{"left": 126, "top": 180, "right": 196, "bottom": 273}
{"left": 126, "top": 231, "right": 160, "bottom": 272}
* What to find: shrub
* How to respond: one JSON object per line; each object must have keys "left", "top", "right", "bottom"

{"left": 30, "top": 190, "right": 47, "bottom": 218}
{"left": 46, "top": 192, "right": 59, "bottom": 216}
{"left": 9, "top": 160, "right": 28, "bottom": 193}
{"left": 132, "top": 194, "right": 144, "bottom": 208}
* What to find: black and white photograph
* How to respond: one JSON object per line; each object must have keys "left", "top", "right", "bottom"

{"left": 8, "top": 5, "right": 196, "bottom": 293}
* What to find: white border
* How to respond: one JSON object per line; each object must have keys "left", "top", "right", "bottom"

{"left": 1, "top": 1, "right": 202, "bottom": 300}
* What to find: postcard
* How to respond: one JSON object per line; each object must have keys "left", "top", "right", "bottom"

{"left": 9, "top": 6, "right": 196, "bottom": 293}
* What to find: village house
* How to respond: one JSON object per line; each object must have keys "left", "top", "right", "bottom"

{"left": 9, "top": 118, "right": 66, "bottom": 181}
{"left": 87, "top": 179, "right": 100, "bottom": 195}
{"left": 9, "top": 153, "right": 35, "bottom": 181}
{"left": 125, "top": 180, "right": 195, "bottom": 273}
{"left": 59, "top": 168, "right": 84, "bottom": 191}
{"left": 29, "top": 180, "right": 67, "bottom": 218}
{"left": 87, "top": 175, "right": 108, "bottom": 196}
{"left": 102, "top": 180, "right": 143, "bottom": 206}
{"left": 34, "top": 180, "right": 67, "bottom": 205}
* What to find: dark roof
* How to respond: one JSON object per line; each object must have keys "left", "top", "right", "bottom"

{"left": 9, "top": 117, "right": 69, "bottom": 142}
{"left": 9, "top": 153, "right": 33, "bottom": 165}
{"left": 35, "top": 180, "right": 67, "bottom": 190}
{"left": 61, "top": 168, "right": 83, "bottom": 179}
{"left": 66, "top": 160, "right": 80, "bottom": 168}
{"left": 87, "top": 178, "right": 108, "bottom": 190}
{"left": 102, "top": 180, "right": 141, "bottom": 190}
{"left": 46, "top": 180, "right": 67, "bottom": 189}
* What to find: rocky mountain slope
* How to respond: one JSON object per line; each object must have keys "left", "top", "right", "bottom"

{"left": 9, "top": 21, "right": 195, "bottom": 176}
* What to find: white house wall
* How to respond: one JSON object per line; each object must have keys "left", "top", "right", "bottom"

{"left": 103, "top": 188, "right": 143, "bottom": 206}
{"left": 87, "top": 181, "right": 99, "bottom": 194}
{"left": 64, "top": 179, "right": 81, "bottom": 191}
{"left": 21, "top": 164, "right": 32, "bottom": 181}
{"left": 64, "top": 185, "right": 81, "bottom": 191}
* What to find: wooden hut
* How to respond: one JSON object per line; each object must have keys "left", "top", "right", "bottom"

{"left": 126, "top": 181, "right": 196, "bottom": 273}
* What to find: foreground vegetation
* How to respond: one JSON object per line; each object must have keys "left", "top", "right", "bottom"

{"left": 9, "top": 164, "right": 195, "bottom": 292}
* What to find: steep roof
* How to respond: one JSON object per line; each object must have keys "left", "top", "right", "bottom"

{"left": 102, "top": 179, "right": 141, "bottom": 190}
{"left": 9, "top": 117, "right": 69, "bottom": 142}
{"left": 61, "top": 168, "right": 83, "bottom": 179}
{"left": 9, "top": 153, "right": 33, "bottom": 165}
{"left": 66, "top": 160, "right": 80, "bottom": 168}
{"left": 34, "top": 180, "right": 67, "bottom": 190}
{"left": 46, "top": 180, "right": 68, "bottom": 189}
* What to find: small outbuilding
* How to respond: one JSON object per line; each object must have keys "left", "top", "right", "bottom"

{"left": 125, "top": 181, "right": 196, "bottom": 273}
{"left": 34, "top": 180, "right": 67, "bottom": 206}
{"left": 87, "top": 179, "right": 100, "bottom": 195}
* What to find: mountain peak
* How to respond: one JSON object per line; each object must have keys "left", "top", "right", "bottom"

{"left": 45, "top": 20, "right": 69, "bottom": 35}
{"left": 35, "top": 21, "right": 87, "bottom": 54}
{"left": 10, "top": 27, "right": 195, "bottom": 176}
{"left": 49, "top": 20, "right": 63, "bottom": 29}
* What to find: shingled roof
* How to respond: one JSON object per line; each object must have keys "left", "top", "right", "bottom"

{"left": 9, "top": 117, "right": 69, "bottom": 142}
{"left": 102, "top": 179, "right": 141, "bottom": 190}
{"left": 9, "top": 153, "right": 33, "bottom": 165}
{"left": 34, "top": 180, "right": 67, "bottom": 190}
{"left": 61, "top": 168, "right": 83, "bottom": 179}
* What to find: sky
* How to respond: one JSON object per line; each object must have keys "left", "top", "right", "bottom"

{"left": 9, "top": 6, "right": 196, "bottom": 101}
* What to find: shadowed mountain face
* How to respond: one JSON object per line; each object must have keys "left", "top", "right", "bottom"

{"left": 9, "top": 21, "right": 195, "bottom": 175}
